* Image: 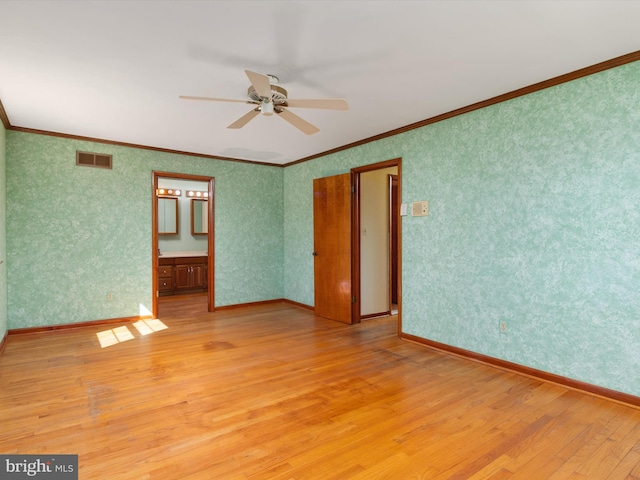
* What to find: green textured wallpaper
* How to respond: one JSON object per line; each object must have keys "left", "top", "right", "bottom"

{"left": 0, "top": 121, "right": 6, "bottom": 341}
{"left": 284, "top": 61, "right": 640, "bottom": 396}
{"left": 6, "top": 133, "right": 283, "bottom": 328}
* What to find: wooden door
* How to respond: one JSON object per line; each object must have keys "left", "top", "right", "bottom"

{"left": 313, "top": 173, "right": 353, "bottom": 324}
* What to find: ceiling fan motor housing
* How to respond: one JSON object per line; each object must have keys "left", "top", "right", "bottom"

{"left": 248, "top": 83, "right": 288, "bottom": 105}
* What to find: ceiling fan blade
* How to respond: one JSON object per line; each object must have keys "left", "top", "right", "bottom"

{"left": 277, "top": 108, "right": 320, "bottom": 135}
{"left": 227, "top": 108, "right": 260, "bottom": 129}
{"left": 180, "top": 95, "right": 250, "bottom": 104}
{"left": 285, "top": 98, "right": 349, "bottom": 110}
{"left": 245, "top": 70, "right": 272, "bottom": 99}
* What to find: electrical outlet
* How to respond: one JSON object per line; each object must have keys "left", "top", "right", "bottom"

{"left": 500, "top": 321, "right": 507, "bottom": 333}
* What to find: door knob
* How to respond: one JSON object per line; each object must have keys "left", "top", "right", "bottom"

{"left": 312, "top": 251, "right": 318, "bottom": 256}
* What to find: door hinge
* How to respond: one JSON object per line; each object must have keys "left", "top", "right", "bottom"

{"left": 352, "top": 296, "right": 356, "bottom": 304}
{"left": 351, "top": 185, "right": 355, "bottom": 194}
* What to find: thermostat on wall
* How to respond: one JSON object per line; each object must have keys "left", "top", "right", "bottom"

{"left": 412, "top": 201, "right": 428, "bottom": 216}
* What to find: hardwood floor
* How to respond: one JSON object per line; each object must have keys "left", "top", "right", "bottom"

{"left": 2, "top": 295, "right": 640, "bottom": 479}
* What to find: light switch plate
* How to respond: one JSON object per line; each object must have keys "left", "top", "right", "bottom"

{"left": 400, "top": 203, "right": 408, "bottom": 216}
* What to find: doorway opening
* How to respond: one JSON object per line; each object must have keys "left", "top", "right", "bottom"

{"left": 152, "top": 171, "right": 215, "bottom": 318}
{"left": 352, "top": 159, "right": 401, "bottom": 328}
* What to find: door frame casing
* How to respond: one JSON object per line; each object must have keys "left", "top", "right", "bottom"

{"left": 389, "top": 174, "right": 399, "bottom": 307}
{"left": 152, "top": 171, "right": 215, "bottom": 318}
{"left": 351, "top": 158, "right": 402, "bottom": 332}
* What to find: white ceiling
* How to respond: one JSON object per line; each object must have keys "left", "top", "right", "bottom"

{"left": 1, "top": 1, "right": 639, "bottom": 165}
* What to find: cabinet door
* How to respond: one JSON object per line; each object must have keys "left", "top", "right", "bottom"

{"left": 191, "top": 265, "right": 206, "bottom": 288}
{"left": 175, "top": 265, "right": 191, "bottom": 290}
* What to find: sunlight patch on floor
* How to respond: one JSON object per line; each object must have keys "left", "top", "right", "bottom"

{"left": 97, "top": 326, "right": 134, "bottom": 348}
{"left": 133, "top": 319, "right": 168, "bottom": 336}
{"left": 97, "top": 319, "right": 168, "bottom": 348}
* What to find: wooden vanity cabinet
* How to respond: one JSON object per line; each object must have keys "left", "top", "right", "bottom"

{"left": 158, "top": 256, "right": 207, "bottom": 296}
{"left": 175, "top": 261, "right": 207, "bottom": 290}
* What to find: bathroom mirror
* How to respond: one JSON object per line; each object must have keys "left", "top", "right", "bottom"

{"left": 158, "top": 197, "right": 178, "bottom": 235}
{"left": 191, "top": 199, "right": 208, "bottom": 235}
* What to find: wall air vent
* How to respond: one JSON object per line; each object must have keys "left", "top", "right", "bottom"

{"left": 76, "top": 151, "right": 112, "bottom": 169}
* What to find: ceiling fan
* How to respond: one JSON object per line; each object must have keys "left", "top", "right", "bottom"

{"left": 180, "top": 70, "right": 348, "bottom": 135}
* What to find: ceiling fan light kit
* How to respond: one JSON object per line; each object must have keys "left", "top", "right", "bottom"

{"left": 260, "top": 100, "right": 274, "bottom": 116}
{"left": 180, "top": 70, "right": 348, "bottom": 135}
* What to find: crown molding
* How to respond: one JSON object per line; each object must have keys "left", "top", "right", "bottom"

{"left": 0, "top": 98, "right": 10, "bottom": 129}
{"left": 284, "top": 50, "right": 640, "bottom": 167}
{"left": 1, "top": 50, "right": 638, "bottom": 168}
{"left": 2, "top": 96, "right": 270, "bottom": 166}
{"left": 6, "top": 125, "right": 281, "bottom": 167}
